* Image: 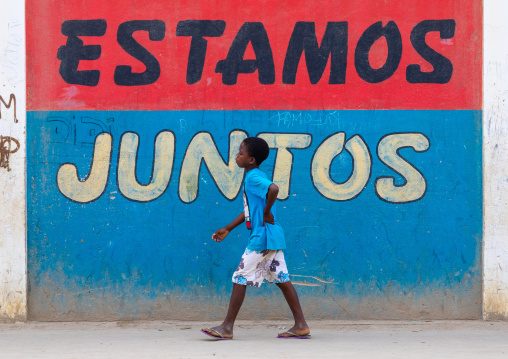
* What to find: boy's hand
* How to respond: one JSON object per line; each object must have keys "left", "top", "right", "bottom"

{"left": 263, "top": 211, "right": 275, "bottom": 226}
{"left": 212, "top": 227, "right": 230, "bottom": 242}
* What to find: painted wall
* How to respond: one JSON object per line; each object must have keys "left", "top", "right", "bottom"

{"left": 484, "top": 0, "right": 508, "bottom": 320}
{"left": 25, "top": 0, "right": 483, "bottom": 320}
{"left": 0, "top": 0, "right": 26, "bottom": 321}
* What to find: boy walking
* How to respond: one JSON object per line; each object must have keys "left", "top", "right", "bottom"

{"left": 201, "top": 137, "right": 310, "bottom": 340}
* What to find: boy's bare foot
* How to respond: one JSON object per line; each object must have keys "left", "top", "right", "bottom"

{"left": 277, "top": 324, "right": 311, "bottom": 338}
{"left": 201, "top": 325, "right": 234, "bottom": 339}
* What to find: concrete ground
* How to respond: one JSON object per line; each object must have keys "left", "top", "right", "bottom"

{"left": 1, "top": 320, "right": 507, "bottom": 358}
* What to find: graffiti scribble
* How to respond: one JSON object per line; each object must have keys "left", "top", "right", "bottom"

{"left": 45, "top": 116, "right": 114, "bottom": 146}
{"left": 0, "top": 94, "right": 18, "bottom": 123}
{"left": 0, "top": 136, "right": 20, "bottom": 171}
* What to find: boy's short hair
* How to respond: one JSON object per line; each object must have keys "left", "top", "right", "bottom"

{"left": 243, "top": 137, "right": 270, "bottom": 165}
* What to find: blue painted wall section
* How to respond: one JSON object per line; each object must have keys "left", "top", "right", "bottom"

{"left": 27, "top": 110, "right": 482, "bottom": 320}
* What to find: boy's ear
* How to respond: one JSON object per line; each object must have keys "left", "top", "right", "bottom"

{"left": 249, "top": 156, "right": 256, "bottom": 165}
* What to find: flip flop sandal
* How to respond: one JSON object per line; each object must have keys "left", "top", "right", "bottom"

{"left": 200, "top": 328, "right": 233, "bottom": 340}
{"left": 277, "top": 331, "right": 311, "bottom": 339}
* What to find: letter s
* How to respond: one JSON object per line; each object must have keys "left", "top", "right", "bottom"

{"left": 406, "top": 20, "right": 455, "bottom": 84}
{"left": 375, "top": 133, "right": 430, "bottom": 203}
{"left": 114, "top": 20, "right": 166, "bottom": 86}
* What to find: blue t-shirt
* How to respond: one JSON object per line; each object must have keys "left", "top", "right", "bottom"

{"left": 243, "top": 168, "right": 286, "bottom": 251}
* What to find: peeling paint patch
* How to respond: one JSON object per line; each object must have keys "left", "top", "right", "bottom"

{"left": 484, "top": 284, "right": 508, "bottom": 320}
{"left": 0, "top": 290, "right": 27, "bottom": 322}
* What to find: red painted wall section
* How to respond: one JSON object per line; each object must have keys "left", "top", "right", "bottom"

{"left": 27, "top": 0, "right": 482, "bottom": 111}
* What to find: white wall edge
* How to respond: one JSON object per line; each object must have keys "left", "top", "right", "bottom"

{"left": 0, "top": 0, "right": 27, "bottom": 321}
{"left": 483, "top": 0, "right": 508, "bottom": 320}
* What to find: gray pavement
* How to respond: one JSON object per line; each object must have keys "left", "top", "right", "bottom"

{"left": 1, "top": 320, "right": 507, "bottom": 358}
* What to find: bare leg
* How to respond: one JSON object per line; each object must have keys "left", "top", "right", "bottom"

{"left": 201, "top": 283, "right": 246, "bottom": 338}
{"left": 276, "top": 281, "right": 310, "bottom": 337}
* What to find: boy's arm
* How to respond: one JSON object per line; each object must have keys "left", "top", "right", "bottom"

{"left": 263, "top": 184, "right": 279, "bottom": 226}
{"left": 212, "top": 212, "right": 245, "bottom": 242}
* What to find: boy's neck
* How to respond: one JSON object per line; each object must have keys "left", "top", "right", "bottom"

{"left": 245, "top": 164, "right": 259, "bottom": 172}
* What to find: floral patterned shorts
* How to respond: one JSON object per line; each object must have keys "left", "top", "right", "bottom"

{"left": 232, "top": 248, "right": 290, "bottom": 287}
